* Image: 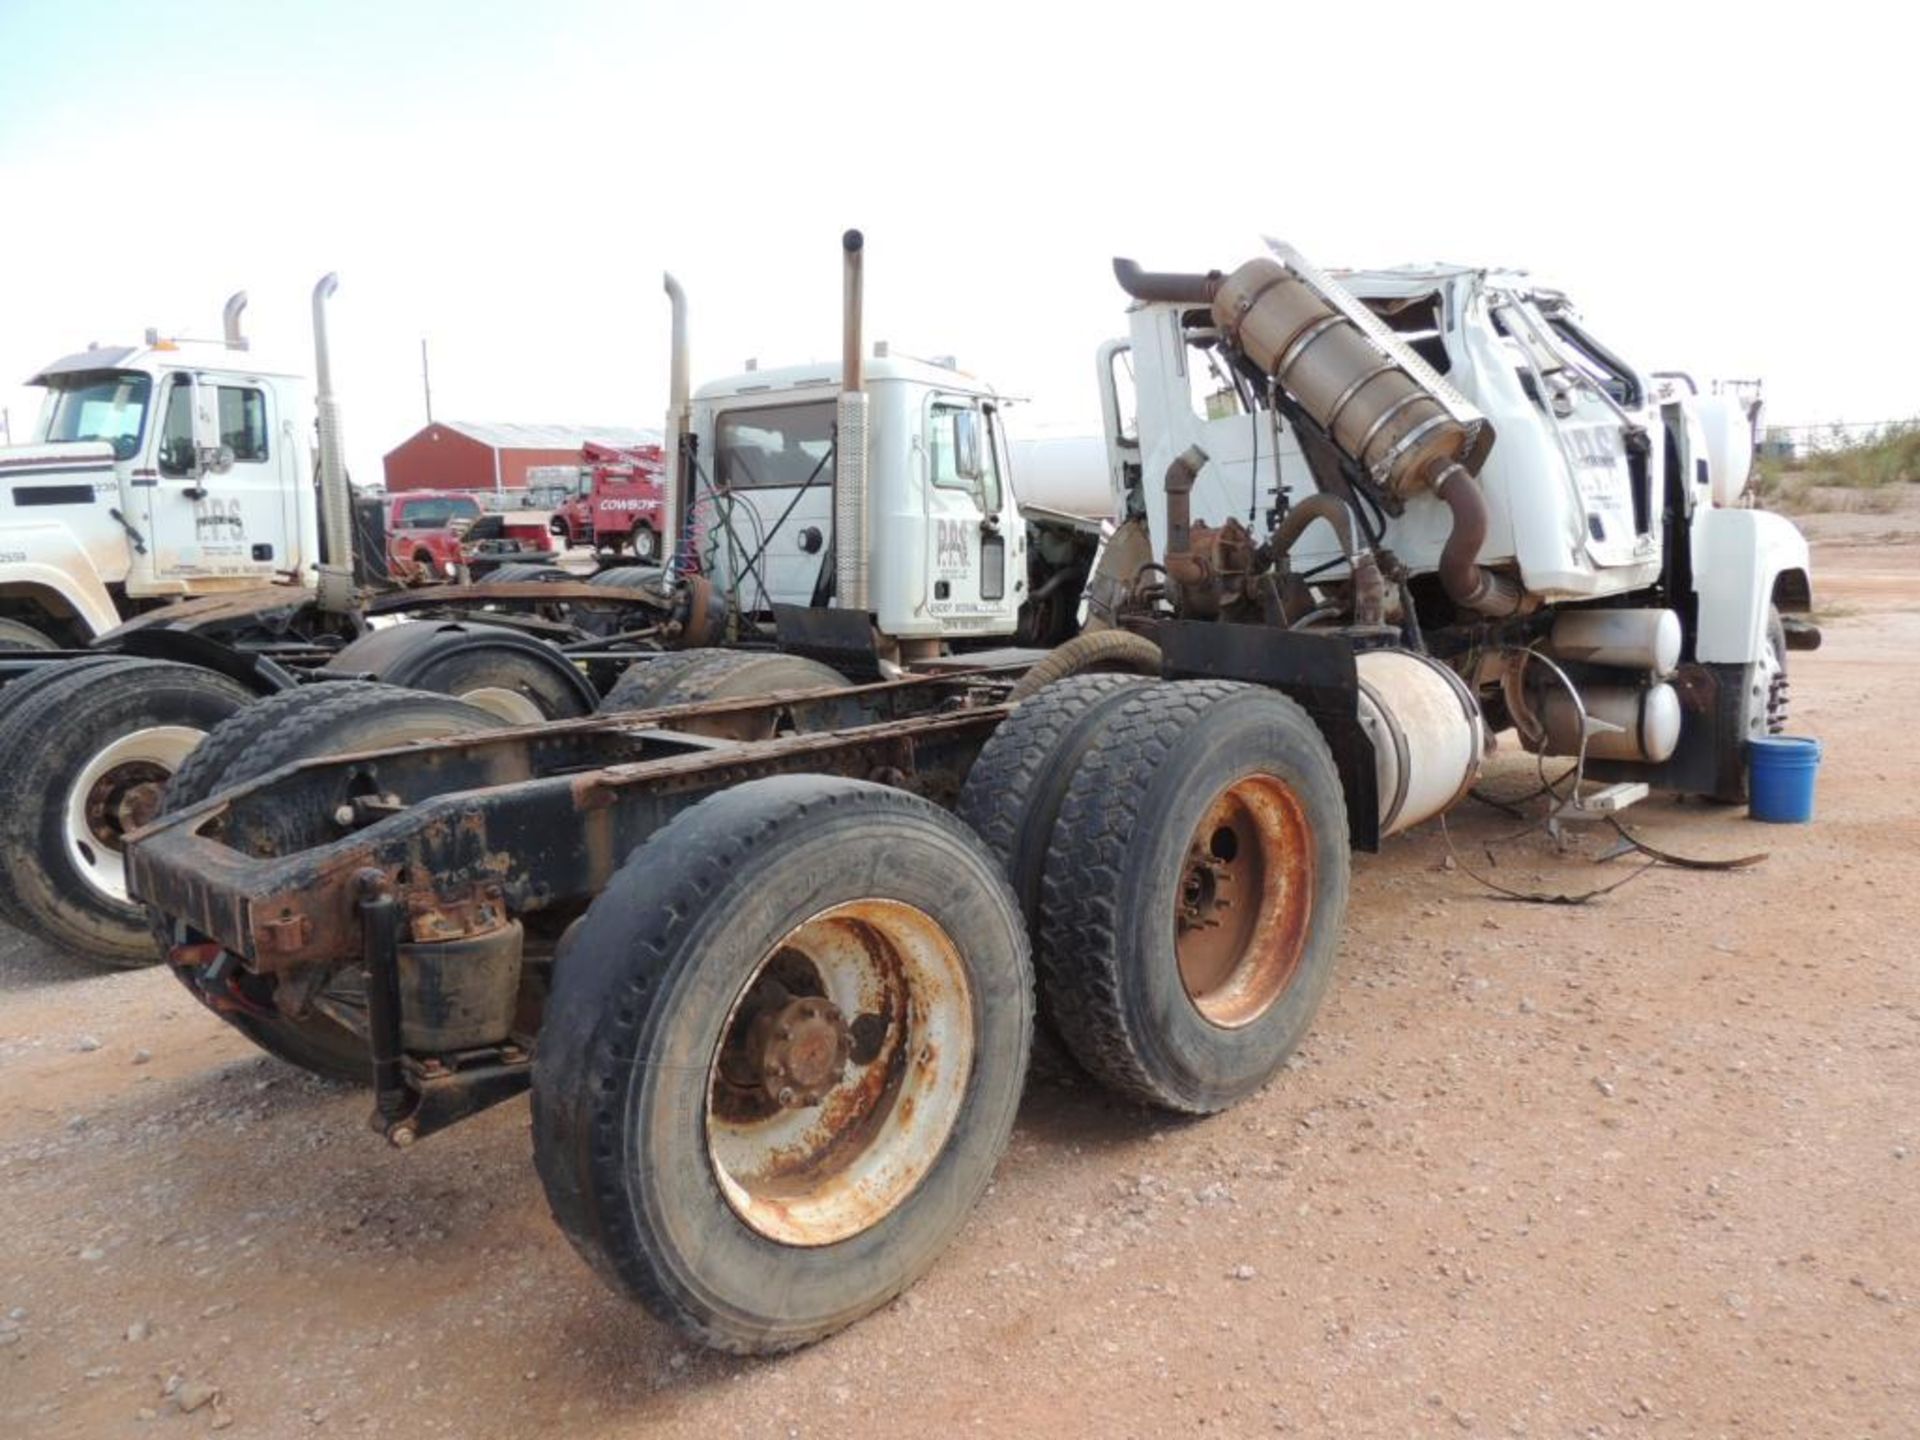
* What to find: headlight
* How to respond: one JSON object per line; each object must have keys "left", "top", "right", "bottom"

{"left": 442, "top": 559, "right": 457, "bottom": 577}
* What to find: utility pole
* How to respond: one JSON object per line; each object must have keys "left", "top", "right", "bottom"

{"left": 421, "top": 338, "right": 434, "bottom": 424}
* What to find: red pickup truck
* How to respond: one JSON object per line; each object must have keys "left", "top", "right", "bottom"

{"left": 386, "top": 491, "right": 483, "bottom": 581}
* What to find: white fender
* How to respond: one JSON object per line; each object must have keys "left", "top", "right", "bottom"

{"left": 1689, "top": 506, "right": 1810, "bottom": 664}
{"left": 0, "top": 550, "right": 121, "bottom": 640}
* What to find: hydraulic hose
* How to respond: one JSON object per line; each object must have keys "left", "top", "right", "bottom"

{"left": 1264, "top": 493, "right": 1386, "bottom": 627}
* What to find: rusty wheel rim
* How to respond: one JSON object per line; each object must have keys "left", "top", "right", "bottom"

{"left": 63, "top": 725, "right": 204, "bottom": 904}
{"left": 705, "top": 899, "right": 974, "bottom": 1247}
{"left": 1173, "top": 773, "right": 1315, "bottom": 1029}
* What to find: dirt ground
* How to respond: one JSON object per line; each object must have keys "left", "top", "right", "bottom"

{"left": 3, "top": 520, "right": 1916, "bottom": 1440}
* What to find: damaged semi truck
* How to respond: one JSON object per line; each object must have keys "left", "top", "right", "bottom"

{"left": 128, "top": 233, "right": 1814, "bottom": 1354}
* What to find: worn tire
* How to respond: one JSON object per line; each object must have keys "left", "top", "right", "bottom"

{"left": 603, "top": 649, "right": 857, "bottom": 735}
{"left": 0, "top": 659, "right": 253, "bottom": 965}
{"left": 483, "top": 562, "right": 573, "bottom": 583}
{"left": 325, "top": 622, "right": 594, "bottom": 723}
{"left": 532, "top": 775, "right": 1033, "bottom": 1354}
{"left": 1006, "top": 629, "right": 1162, "bottom": 703}
{"left": 1698, "top": 606, "right": 1790, "bottom": 804}
{"left": 955, "top": 672, "right": 1150, "bottom": 934}
{"left": 0, "top": 654, "right": 127, "bottom": 732}
{"left": 586, "top": 564, "right": 666, "bottom": 590}
{"left": 157, "top": 685, "right": 505, "bottom": 1081}
{"left": 598, "top": 650, "right": 730, "bottom": 714}
{"left": 0, "top": 617, "right": 57, "bottom": 650}
{"left": 1037, "top": 681, "right": 1350, "bottom": 1113}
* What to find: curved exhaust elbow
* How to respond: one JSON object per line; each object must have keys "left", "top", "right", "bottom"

{"left": 1112, "top": 258, "right": 1220, "bottom": 305}
{"left": 1433, "top": 465, "right": 1522, "bottom": 617}
{"left": 1162, "top": 444, "right": 1209, "bottom": 558}
{"left": 222, "top": 291, "right": 249, "bottom": 350}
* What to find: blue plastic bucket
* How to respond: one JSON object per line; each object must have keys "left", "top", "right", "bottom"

{"left": 1748, "top": 734, "right": 1822, "bottom": 823}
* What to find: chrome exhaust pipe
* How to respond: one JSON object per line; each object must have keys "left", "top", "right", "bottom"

{"left": 835, "top": 230, "right": 871, "bottom": 613}
{"left": 311, "top": 273, "right": 355, "bottom": 612}
{"left": 663, "top": 271, "right": 690, "bottom": 577}
{"left": 222, "top": 291, "right": 249, "bottom": 351}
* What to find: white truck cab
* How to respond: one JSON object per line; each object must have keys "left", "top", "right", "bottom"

{"left": 687, "top": 354, "right": 1027, "bottom": 644}
{"left": 0, "top": 298, "right": 320, "bottom": 647}
{"left": 1101, "top": 243, "right": 1810, "bottom": 669}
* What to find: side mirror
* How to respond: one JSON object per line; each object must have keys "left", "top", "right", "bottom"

{"left": 954, "top": 409, "right": 982, "bottom": 481}
{"left": 187, "top": 378, "right": 235, "bottom": 475}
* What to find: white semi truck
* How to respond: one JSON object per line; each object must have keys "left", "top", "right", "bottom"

{"left": 127, "top": 231, "right": 1818, "bottom": 1357}
{"left": 0, "top": 288, "right": 351, "bottom": 649}
{"left": 0, "top": 284, "right": 671, "bottom": 963}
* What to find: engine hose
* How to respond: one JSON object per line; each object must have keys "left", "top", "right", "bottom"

{"left": 1264, "top": 493, "right": 1386, "bottom": 627}
{"left": 1431, "top": 464, "right": 1523, "bottom": 617}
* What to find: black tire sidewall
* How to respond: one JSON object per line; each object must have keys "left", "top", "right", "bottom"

{"left": 957, "top": 673, "right": 1149, "bottom": 926}
{"left": 2, "top": 661, "right": 251, "bottom": 961}
{"left": 538, "top": 781, "right": 1031, "bottom": 1350}
{"left": 1057, "top": 686, "right": 1348, "bottom": 1110}
{"left": 391, "top": 646, "right": 591, "bottom": 720}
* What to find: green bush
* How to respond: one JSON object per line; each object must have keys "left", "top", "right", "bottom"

{"left": 1762, "top": 420, "right": 1920, "bottom": 491}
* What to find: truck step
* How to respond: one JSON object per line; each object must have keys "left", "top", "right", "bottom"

{"left": 1556, "top": 781, "right": 1649, "bottom": 819}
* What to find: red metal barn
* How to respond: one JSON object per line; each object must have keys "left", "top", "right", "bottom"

{"left": 382, "top": 422, "right": 661, "bottom": 494}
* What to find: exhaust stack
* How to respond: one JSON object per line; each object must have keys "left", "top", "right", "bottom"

{"left": 311, "top": 273, "right": 355, "bottom": 613}
{"left": 834, "top": 229, "right": 871, "bottom": 613}
{"left": 663, "top": 271, "right": 690, "bottom": 577}
{"left": 222, "top": 292, "right": 249, "bottom": 351}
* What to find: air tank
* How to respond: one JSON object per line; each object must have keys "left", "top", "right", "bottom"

{"left": 1547, "top": 608, "right": 1682, "bottom": 676}
{"left": 1534, "top": 683, "right": 1682, "bottom": 763}
{"left": 1354, "top": 649, "right": 1485, "bottom": 838}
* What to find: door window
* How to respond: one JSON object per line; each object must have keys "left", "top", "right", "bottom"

{"left": 929, "top": 401, "right": 1001, "bottom": 513}
{"left": 158, "top": 379, "right": 195, "bottom": 477}
{"left": 217, "top": 387, "right": 270, "bottom": 461}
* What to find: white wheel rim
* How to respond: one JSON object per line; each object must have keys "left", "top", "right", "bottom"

{"left": 63, "top": 725, "right": 204, "bottom": 904}
{"left": 633, "top": 529, "right": 658, "bottom": 561}
{"left": 457, "top": 686, "right": 545, "bottom": 725}
{"left": 705, "top": 899, "right": 975, "bottom": 1247}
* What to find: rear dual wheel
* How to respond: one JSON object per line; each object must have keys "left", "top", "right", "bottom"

{"left": 533, "top": 775, "right": 1032, "bottom": 1354}
{"left": 996, "top": 680, "right": 1349, "bottom": 1114}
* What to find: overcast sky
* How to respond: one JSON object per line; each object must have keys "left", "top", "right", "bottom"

{"left": 0, "top": 1, "right": 1908, "bottom": 482}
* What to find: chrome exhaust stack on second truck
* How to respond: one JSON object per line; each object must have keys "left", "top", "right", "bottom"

{"left": 311, "top": 273, "right": 356, "bottom": 614}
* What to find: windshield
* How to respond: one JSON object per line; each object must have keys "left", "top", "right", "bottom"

{"left": 38, "top": 371, "right": 152, "bottom": 460}
{"left": 398, "top": 495, "right": 482, "bottom": 527}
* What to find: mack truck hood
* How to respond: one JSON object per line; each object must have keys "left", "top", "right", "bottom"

{"left": 0, "top": 440, "right": 119, "bottom": 495}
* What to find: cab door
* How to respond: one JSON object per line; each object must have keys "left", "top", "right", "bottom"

{"left": 1496, "top": 300, "right": 1657, "bottom": 570}
{"left": 922, "top": 394, "right": 1017, "bottom": 630}
{"left": 145, "top": 372, "right": 288, "bottom": 586}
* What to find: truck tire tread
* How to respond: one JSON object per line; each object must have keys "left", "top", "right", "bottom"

{"left": 532, "top": 775, "right": 1032, "bottom": 1353}
{"left": 1036, "top": 680, "right": 1350, "bottom": 1113}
